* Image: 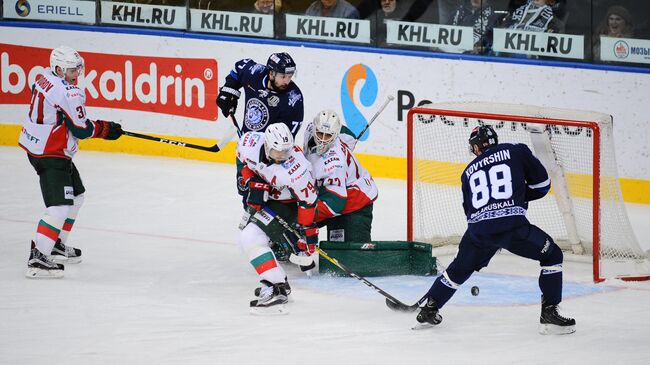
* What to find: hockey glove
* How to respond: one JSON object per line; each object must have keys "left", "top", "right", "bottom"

{"left": 216, "top": 86, "right": 241, "bottom": 117}
{"left": 94, "top": 120, "right": 123, "bottom": 140}
{"left": 296, "top": 225, "right": 319, "bottom": 256}
{"left": 247, "top": 175, "right": 270, "bottom": 211}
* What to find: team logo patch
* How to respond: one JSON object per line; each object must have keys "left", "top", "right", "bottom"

{"left": 329, "top": 229, "right": 345, "bottom": 242}
{"left": 64, "top": 186, "right": 74, "bottom": 200}
{"left": 245, "top": 99, "right": 269, "bottom": 131}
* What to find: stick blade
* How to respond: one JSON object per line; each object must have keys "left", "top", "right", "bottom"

{"left": 385, "top": 298, "right": 420, "bottom": 312}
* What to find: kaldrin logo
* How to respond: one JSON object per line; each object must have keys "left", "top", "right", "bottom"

{"left": 15, "top": 0, "right": 31, "bottom": 17}
{"left": 1, "top": 44, "right": 218, "bottom": 120}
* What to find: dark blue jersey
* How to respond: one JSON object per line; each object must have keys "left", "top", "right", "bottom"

{"left": 461, "top": 143, "right": 550, "bottom": 235}
{"left": 225, "top": 59, "right": 304, "bottom": 137}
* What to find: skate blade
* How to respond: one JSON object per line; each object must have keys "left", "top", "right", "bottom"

{"left": 250, "top": 304, "right": 289, "bottom": 316}
{"left": 411, "top": 322, "right": 438, "bottom": 330}
{"left": 539, "top": 323, "right": 576, "bottom": 335}
{"left": 49, "top": 255, "right": 82, "bottom": 264}
{"left": 25, "top": 267, "right": 64, "bottom": 279}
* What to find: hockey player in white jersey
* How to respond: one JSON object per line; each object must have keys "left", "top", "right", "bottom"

{"left": 19, "top": 46, "right": 124, "bottom": 278}
{"left": 236, "top": 123, "right": 319, "bottom": 313}
{"left": 303, "top": 110, "right": 378, "bottom": 242}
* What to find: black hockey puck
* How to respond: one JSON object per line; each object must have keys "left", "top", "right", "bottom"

{"left": 471, "top": 286, "right": 480, "bottom": 296}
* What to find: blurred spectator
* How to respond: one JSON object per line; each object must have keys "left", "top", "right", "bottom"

{"left": 305, "top": 0, "right": 360, "bottom": 19}
{"left": 253, "top": 0, "right": 275, "bottom": 13}
{"left": 503, "top": 0, "right": 563, "bottom": 33}
{"left": 592, "top": 5, "right": 635, "bottom": 62}
{"left": 451, "top": 0, "right": 498, "bottom": 54}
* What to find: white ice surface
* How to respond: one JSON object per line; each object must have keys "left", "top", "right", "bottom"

{"left": 1, "top": 147, "right": 649, "bottom": 365}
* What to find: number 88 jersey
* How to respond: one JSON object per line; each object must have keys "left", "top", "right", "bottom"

{"left": 461, "top": 143, "right": 550, "bottom": 235}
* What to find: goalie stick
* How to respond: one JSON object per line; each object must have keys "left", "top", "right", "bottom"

{"left": 355, "top": 95, "right": 395, "bottom": 140}
{"left": 123, "top": 115, "right": 239, "bottom": 153}
{"left": 269, "top": 211, "right": 420, "bottom": 312}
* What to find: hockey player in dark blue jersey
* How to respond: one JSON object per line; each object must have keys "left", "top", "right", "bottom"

{"left": 415, "top": 125, "right": 575, "bottom": 335}
{"left": 216, "top": 52, "right": 304, "bottom": 137}
{"left": 216, "top": 52, "right": 305, "bottom": 209}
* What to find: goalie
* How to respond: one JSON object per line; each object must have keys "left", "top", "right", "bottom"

{"left": 236, "top": 123, "right": 318, "bottom": 313}
{"left": 303, "top": 110, "right": 378, "bottom": 243}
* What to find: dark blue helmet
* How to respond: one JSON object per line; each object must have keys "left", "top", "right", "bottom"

{"left": 469, "top": 125, "right": 498, "bottom": 152}
{"left": 266, "top": 52, "right": 296, "bottom": 75}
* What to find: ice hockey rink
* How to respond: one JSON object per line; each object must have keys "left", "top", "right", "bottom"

{"left": 1, "top": 146, "right": 649, "bottom": 365}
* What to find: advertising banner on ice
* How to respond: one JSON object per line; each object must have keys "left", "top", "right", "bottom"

{"left": 600, "top": 37, "right": 650, "bottom": 64}
{"left": 3, "top": 0, "right": 96, "bottom": 24}
{"left": 101, "top": 2, "right": 186, "bottom": 30}
{"left": 285, "top": 14, "right": 370, "bottom": 44}
{"left": 385, "top": 20, "right": 474, "bottom": 53}
{"left": 493, "top": 29, "right": 584, "bottom": 60}
{"left": 0, "top": 44, "right": 218, "bottom": 120}
{"left": 190, "top": 9, "right": 274, "bottom": 38}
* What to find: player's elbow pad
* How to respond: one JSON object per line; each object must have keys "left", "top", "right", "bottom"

{"left": 526, "top": 187, "right": 549, "bottom": 201}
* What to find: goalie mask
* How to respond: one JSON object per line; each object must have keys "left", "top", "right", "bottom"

{"left": 469, "top": 125, "right": 498, "bottom": 155}
{"left": 311, "top": 109, "right": 342, "bottom": 155}
{"left": 264, "top": 123, "right": 294, "bottom": 164}
{"left": 50, "top": 46, "right": 84, "bottom": 80}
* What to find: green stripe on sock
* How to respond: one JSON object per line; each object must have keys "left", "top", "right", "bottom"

{"left": 39, "top": 219, "right": 61, "bottom": 234}
{"left": 65, "top": 218, "right": 75, "bottom": 224}
{"left": 250, "top": 251, "right": 275, "bottom": 268}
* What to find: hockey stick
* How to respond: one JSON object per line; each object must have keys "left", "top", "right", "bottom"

{"left": 268, "top": 211, "right": 419, "bottom": 312}
{"left": 123, "top": 115, "right": 239, "bottom": 153}
{"left": 355, "top": 95, "right": 395, "bottom": 140}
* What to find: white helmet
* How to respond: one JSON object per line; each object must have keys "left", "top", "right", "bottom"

{"left": 312, "top": 109, "right": 341, "bottom": 155}
{"left": 264, "top": 123, "right": 294, "bottom": 163}
{"left": 50, "top": 46, "right": 84, "bottom": 77}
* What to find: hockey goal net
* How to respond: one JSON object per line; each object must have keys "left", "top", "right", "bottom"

{"left": 407, "top": 102, "right": 649, "bottom": 282}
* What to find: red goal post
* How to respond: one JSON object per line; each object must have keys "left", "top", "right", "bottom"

{"left": 406, "top": 102, "right": 650, "bottom": 283}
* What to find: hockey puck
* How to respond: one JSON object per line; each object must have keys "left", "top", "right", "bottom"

{"left": 471, "top": 286, "right": 480, "bottom": 296}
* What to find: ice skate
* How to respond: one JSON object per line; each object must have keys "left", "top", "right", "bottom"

{"left": 539, "top": 302, "right": 576, "bottom": 335}
{"left": 250, "top": 280, "right": 290, "bottom": 315}
{"left": 412, "top": 298, "right": 443, "bottom": 330}
{"left": 25, "top": 241, "right": 64, "bottom": 279}
{"left": 49, "top": 239, "right": 82, "bottom": 264}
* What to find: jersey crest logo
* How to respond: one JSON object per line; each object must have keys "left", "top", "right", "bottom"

{"left": 244, "top": 99, "right": 270, "bottom": 131}
{"left": 267, "top": 96, "right": 279, "bottom": 107}
{"left": 287, "top": 90, "right": 301, "bottom": 107}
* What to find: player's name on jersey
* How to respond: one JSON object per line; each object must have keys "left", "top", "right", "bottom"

{"left": 100, "top": 2, "right": 186, "bottom": 30}
{"left": 493, "top": 29, "right": 584, "bottom": 60}
{"left": 385, "top": 20, "right": 474, "bottom": 53}
{"left": 190, "top": 10, "right": 274, "bottom": 38}
{"left": 285, "top": 14, "right": 371, "bottom": 44}
{"left": 4, "top": 0, "right": 96, "bottom": 24}
{"left": 600, "top": 36, "right": 650, "bottom": 65}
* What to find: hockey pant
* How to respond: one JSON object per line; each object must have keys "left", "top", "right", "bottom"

{"left": 426, "top": 224, "right": 564, "bottom": 308}
{"left": 319, "top": 204, "right": 373, "bottom": 243}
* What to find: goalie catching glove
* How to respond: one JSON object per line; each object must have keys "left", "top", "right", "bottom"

{"left": 247, "top": 175, "right": 270, "bottom": 211}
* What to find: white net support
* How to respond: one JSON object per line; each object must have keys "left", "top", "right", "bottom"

{"left": 407, "top": 102, "right": 649, "bottom": 282}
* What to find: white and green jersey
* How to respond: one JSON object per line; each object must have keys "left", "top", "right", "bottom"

{"left": 236, "top": 131, "right": 318, "bottom": 207}
{"left": 305, "top": 128, "right": 378, "bottom": 221}
{"left": 19, "top": 69, "right": 99, "bottom": 159}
